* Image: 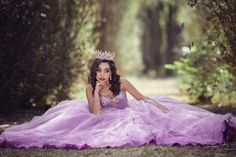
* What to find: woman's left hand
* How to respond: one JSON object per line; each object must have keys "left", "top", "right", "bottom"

{"left": 156, "top": 104, "right": 169, "bottom": 113}
{"left": 144, "top": 98, "right": 169, "bottom": 113}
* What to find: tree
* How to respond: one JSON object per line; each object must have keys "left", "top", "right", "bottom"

{"left": 0, "top": 0, "right": 97, "bottom": 110}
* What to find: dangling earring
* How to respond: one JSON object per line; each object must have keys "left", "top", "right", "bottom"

{"left": 109, "top": 75, "right": 112, "bottom": 81}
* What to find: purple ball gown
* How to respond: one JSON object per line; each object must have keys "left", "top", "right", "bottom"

{"left": 0, "top": 90, "right": 236, "bottom": 149}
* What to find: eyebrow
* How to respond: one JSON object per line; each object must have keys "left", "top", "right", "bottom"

{"left": 97, "top": 67, "right": 110, "bottom": 70}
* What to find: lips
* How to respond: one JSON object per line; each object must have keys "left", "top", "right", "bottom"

{"left": 99, "top": 78, "right": 105, "bottom": 81}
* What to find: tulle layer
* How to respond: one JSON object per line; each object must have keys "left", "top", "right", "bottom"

{"left": 0, "top": 96, "right": 235, "bottom": 149}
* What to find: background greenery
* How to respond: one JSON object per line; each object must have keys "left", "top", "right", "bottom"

{"left": 0, "top": 0, "right": 98, "bottom": 110}
{"left": 0, "top": 0, "right": 236, "bottom": 111}
{"left": 166, "top": 0, "right": 236, "bottom": 105}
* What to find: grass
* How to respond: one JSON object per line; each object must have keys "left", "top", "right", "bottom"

{"left": 1, "top": 144, "right": 236, "bottom": 157}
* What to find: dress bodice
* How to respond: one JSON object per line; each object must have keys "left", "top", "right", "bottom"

{"left": 100, "top": 90, "right": 128, "bottom": 109}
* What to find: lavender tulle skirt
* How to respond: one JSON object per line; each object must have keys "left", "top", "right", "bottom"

{"left": 0, "top": 96, "right": 236, "bottom": 149}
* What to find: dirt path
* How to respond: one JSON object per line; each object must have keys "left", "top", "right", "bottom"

{"left": 125, "top": 76, "right": 187, "bottom": 101}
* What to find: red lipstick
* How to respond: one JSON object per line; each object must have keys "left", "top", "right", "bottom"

{"left": 99, "top": 78, "right": 105, "bottom": 81}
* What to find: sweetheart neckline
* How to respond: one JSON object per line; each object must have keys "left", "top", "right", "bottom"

{"left": 100, "top": 90, "right": 126, "bottom": 100}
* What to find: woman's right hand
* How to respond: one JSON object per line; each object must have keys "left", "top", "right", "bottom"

{"left": 94, "top": 81, "right": 105, "bottom": 95}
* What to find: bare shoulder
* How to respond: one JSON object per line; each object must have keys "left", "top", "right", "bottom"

{"left": 86, "top": 85, "right": 93, "bottom": 93}
{"left": 120, "top": 78, "right": 145, "bottom": 100}
{"left": 120, "top": 78, "right": 130, "bottom": 90}
{"left": 120, "top": 78, "right": 129, "bottom": 84}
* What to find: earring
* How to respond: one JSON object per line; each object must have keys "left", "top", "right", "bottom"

{"left": 110, "top": 76, "right": 112, "bottom": 81}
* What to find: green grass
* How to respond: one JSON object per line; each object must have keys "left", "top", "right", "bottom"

{"left": 1, "top": 144, "right": 236, "bottom": 157}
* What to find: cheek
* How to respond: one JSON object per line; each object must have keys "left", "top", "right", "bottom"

{"left": 95, "top": 72, "right": 100, "bottom": 78}
{"left": 106, "top": 72, "right": 111, "bottom": 78}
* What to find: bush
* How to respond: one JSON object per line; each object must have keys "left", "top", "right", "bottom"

{"left": 187, "top": 0, "right": 236, "bottom": 78}
{"left": 164, "top": 0, "right": 236, "bottom": 106}
{"left": 0, "top": 0, "right": 97, "bottom": 110}
{"left": 165, "top": 35, "right": 236, "bottom": 105}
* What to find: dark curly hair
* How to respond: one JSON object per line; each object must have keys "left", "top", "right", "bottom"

{"left": 88, "top": 58, "right": 121, "bottom": 96}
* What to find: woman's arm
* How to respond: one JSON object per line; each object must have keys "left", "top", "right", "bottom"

{"left": 86, "top": 85, "right": 102, "bottom": 114}
{"left": 121, "top": 78, "right": 169, "bottom": 113}
{"left": 121, "top": 79, "right": 147, "bottom": 100}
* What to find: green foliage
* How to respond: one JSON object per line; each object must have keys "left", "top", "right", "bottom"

{"left": 164, "top": 0, "right": 236, "bottom": 105}
{"left": 165, "top": 35, "right": 236, "bottom": 105}
{"left": 176, "top": 1, "right": 208, "bottom": 45}
{"left": 187, "top": 0, "right": 236, "bottom": 75}
{"left": 115, "top": 0, "right": 144, "bottom": 75}
{"left": 97, "top": 0, "right": 144, "bottom": 75}
{"left": 0, "top": 0, "right": 97, "bottom": 110}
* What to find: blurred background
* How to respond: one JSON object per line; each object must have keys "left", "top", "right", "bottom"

{"left": 1, "top": 0, "right": 236, "bottom": 111}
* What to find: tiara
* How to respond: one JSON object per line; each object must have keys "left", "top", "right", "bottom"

{"left": 96, "top": 50, "right": 115, "bottom": 61}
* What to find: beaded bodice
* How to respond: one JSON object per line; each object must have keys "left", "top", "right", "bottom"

{"left": 100, "top": 90, "right": 128, "bottom": 109}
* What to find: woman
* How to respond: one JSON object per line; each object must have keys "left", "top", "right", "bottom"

{"left": 0, "top": 50, "right": 235, "bottom": 149}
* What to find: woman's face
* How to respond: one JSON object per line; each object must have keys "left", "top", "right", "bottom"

{"left": 96, "top": 62, "right": 111, "bottom": 84}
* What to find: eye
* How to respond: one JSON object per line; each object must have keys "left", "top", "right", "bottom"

{"left": 96, "top": 69, "right": 101, "bottom": 72}
{"left": 105, "top": 69, "right": 110, "bottom": 73}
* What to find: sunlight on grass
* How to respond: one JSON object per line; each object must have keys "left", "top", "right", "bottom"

{"left": 0, "top": 124, "right": 10, "bottom": 130}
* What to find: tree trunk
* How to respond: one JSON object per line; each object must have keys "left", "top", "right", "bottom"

{"left": 140, "top": 3, "right": 163, "bottom": 75}
{"left": 96, "top": 0, "right": 123, "bottom": 52}
{"left": 165, "top": 4, "right": 181, "bottom": 76}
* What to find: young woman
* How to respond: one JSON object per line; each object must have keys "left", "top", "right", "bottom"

{"left": 0, "top": 50, "right": 235, "bottom": 149}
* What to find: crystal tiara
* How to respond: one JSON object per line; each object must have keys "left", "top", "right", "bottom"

{"left": 96, "top": 49, "right": 115, "bottom": 61}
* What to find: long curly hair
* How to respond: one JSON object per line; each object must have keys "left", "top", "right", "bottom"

{"left": 88, "top": 58, "right": 121, "bottom": 96}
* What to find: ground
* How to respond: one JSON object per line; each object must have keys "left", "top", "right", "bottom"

{"left": 0, "top": 77, "right": 236, "bottom": 157}
{"left": 1, "top": 143, "right": 236, "bottom": 157}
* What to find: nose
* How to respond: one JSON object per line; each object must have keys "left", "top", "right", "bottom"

{"left": 100, "top": 71, "right": 105, "bottom": 77}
